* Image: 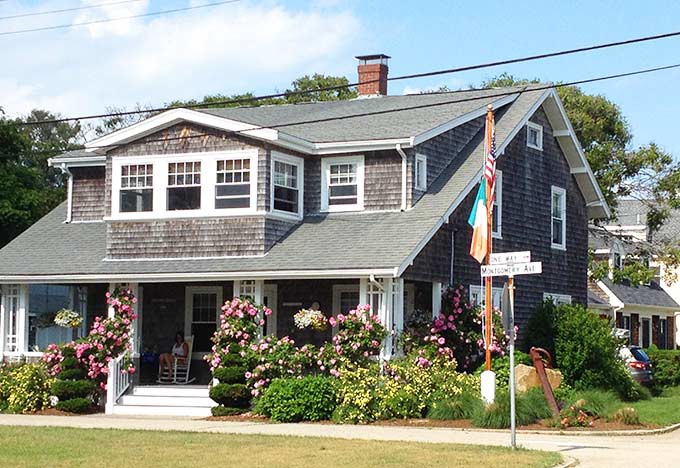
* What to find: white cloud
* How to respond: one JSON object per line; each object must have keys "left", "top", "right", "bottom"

{"left": 1, "top": 1, "right": 362, "bottom": 120}
{"left": 75, "top": 0, "right": 150, "bottom": 38}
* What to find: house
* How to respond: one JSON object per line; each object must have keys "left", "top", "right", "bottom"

{"left": 589, "top": 200, "right": 680, "bottom": 349}
{"left": 0, "top": 54, "right": 608, "bottom": 414}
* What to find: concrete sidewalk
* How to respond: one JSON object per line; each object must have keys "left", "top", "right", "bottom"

{"left": 1, "top": 413, "right": 678, "bottom": 468}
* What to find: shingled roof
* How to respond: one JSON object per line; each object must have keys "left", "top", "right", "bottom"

{"left": 600, "top": 278, "right": 680, "bottom": 309}
{"left": 0, "top": 89, "right": 549, "bottom": 281}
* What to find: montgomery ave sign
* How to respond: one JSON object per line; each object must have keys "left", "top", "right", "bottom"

{"left": 481, "top": 261, "right": 542, "bottom": 277}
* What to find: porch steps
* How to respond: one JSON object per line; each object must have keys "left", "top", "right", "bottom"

{"left": 112, "top": 385, "right": 217, "bottom": 417}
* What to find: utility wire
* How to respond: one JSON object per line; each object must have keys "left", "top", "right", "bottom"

{"left": 0, "top": 0, "right": 240, "bottom": 36}
{"left": 17, "top": 28, "right": 680, "bottom": 126}
{"left": 32, "top": 61, "right": 680, "bottom": 156}
{"left": 0, "top": 0, "right": 144, "bottom": 21}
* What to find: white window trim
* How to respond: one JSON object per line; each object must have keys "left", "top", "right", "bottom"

{"left": 551, "top": 185, "right": 567, "bottom": 250}
{"left": 527, "top": 122, "right": 543, "bottom": 151}
{"left": 414, "top": 153, "right": 427, "bottom": 191}
{"left": 184, "top": 286, "right": 223, "bottom": 359}
{"left": 109, "top": 150, "right": 258, "bottom": 221}
{"left": 469, "top": 285, "right": 503, "bottom": 309}
{"left": 492, "top": 170, "right": 502, "bottom": 239}
{"left": 270, "top": 151, "right": 304, "bottom": 220}
{"left": 321, "top": 155, "right": 365, "bottom": 213}
{"left": 543, "top": 292, "right": 572, "bottom": 305}
{"left": 332, "top": 284, "right": 360, "bottom": 336}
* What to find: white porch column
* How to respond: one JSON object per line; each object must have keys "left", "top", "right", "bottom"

{"left": 380, "top": 277, "right": 393, "bottom": 361}
{"left": 359, "top": 278, "right": 368, "bottom": 305}
{"left": 105, "top": 282, "right": 116, "bottom": 414}
{"left": 432, "top": 281, "right": 443, "bottom": 319}
{"left": 18, "top": 284, "right": 29, "bottom": 355}
{"left": 392, "top": 278, "right": 404, "bottom": 356}
{"left": 253, "top": 280, "right": 264, "bottom": 306}
{"left": 0, "top": 284, "right": 6, "bottom": 360}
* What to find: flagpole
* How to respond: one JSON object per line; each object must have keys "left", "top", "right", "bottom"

{"left": 484, "top": 104, "right": 494, "bottom": 371}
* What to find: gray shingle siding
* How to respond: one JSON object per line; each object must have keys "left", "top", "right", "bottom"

{"left": 405, "top": 106, "right": 589, "bottom": 336}
{"left": 70, "top": 167, "right": 105, "bottom": 222}
{"left": 364, "top": 150, "right": 402, "bottom": 211}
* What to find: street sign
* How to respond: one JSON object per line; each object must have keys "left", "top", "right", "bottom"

{"left": 481, "top": 261, "right": 542, "bottom": 278}
{"left": 489, "top": 251, "right": 531, "bottom": 265}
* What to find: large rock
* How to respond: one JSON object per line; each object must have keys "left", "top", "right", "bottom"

{"left": 515, "top": 364, "right": 562, "bottom": 393}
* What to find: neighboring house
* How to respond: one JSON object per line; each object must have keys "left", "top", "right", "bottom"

{"left": 0, "top": 55, "right": 608, "bottom": 414}
{"left": 588, "top": 200, "right": 680, "bottom": 349}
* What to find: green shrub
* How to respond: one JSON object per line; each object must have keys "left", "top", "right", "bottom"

{"left": 645, "top": 346, "right": 680, "bottom": 387}
{"left": 427, "top": 390, "right": 483, "bottom": 420}
{"left": 523, "top": 299, "right": 558, "bottom": 357}
{"left": 571, "top": 389, "right": 621, "bottom": 417}
{"left": 51, "top": 379, "right": 96, "bottom": 400}
{"left": 256, "top": 376, "right": 337, "bottom": 422}
{"left": 56, "top": 368, "right": 86, "bottom": 381}
{"left": 5, "top": 363, "right": 54, "bottom": 414}
{"left": 609, "top": 407, "right": 641, "bottom": 425}
{"left": 55, "top": 397, "right": 91, "bottom": 414}
{"left": 471, "top": 388, "right": 551, "bottom": 428}
{"left": 209, "top": 383, "right": 250, "bottom": 408}
{"left": 60, "top": 357, "right": 79, "bottom": 370}
{"left": 211, "top": 405, "right": 246, "bottom": 417}
{"left": 213, "top": 367, "right": 247, "bottom": 384}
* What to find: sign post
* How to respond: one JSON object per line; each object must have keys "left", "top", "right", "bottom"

{"left": 484, "top": 251, "right": 541, "bottom": 450}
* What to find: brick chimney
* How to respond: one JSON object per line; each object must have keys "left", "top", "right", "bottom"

{"left": 356, "top": 54, "right": 390, "bottom": 97}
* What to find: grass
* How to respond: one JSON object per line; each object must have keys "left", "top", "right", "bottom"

{"left": 0, "top": 426, "right": 561, "bottom": 468}
{"left": 630, "top": 386, "right": 680, "bottom": 426}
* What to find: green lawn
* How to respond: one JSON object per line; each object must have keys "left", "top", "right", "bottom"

{"left": 0, "top": 426, "right": 560, "bottom": 468}
{"left": 631, "top": 386, "right": 680, "bottom": 426}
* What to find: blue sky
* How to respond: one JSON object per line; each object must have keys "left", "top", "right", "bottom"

{"left": 2, "top": 0, "right": 679, "bottom": 155}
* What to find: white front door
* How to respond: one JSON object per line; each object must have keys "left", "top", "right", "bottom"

{"left": 185, "top": 286, "right": 223, "bottom": 358}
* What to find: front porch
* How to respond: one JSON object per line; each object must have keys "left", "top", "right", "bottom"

{"left": 1, "top": 277, "right": 445, "bottom": 416}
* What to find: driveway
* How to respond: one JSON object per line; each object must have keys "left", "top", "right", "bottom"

{"left": 0, "top": 414, "right": 677, "bottom": 467}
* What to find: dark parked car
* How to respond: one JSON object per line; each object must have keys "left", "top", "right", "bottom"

{"left": 619, "top": 345, "right": 654, "bottom": 384}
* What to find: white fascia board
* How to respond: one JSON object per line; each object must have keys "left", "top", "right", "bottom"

{"left": 48, "top": 156, "right": 106, "bottom": 167}
{"left": 596, "top": 280, "right": 624, "bottom": 309}
{"left": 620, "top": 304, "right": 680, "bottom": 314}
{"left": 547, "top": 89, "right": 611, "bottom": 219}
{"left": 84, "top": 108, "right": 279, "bottom": 150}
{"left": 411, "top": 93, "right": 519, "bottom": 147}
{"left": 312, "top": 138, "right": 413, "bottom": 154}
{"left": 0, "top": 268, "right": 399, "bottom": 284}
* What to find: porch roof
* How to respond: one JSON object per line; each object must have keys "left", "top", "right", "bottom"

{"left": 0, "top": 90, "right": 546, "bottom": 282}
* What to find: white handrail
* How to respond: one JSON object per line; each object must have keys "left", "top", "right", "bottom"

{"left": 105, "top": 351, "right": 131, "bottom": 413}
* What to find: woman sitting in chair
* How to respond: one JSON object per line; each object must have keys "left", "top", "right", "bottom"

{"left": 159, "top": 331, "right": 189, "bottom": 378}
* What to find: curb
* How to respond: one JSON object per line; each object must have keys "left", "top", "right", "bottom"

{"left": 513, "top": 421, "right": 680, "bottom": 437}
{"left": 553, "top": 455, "right": 578, "bottom": 468}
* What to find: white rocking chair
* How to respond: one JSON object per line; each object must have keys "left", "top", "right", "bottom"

{"left": 157, "top": 335, "right": 196, "bottom": 385}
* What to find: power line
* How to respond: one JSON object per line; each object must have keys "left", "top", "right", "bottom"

{"left": 0, "top": 0, "right": 241, "bottom": 36}
{"left": 17, "top": 28, "right": 680, "bottom": 126}
{"left": 0, "top": 0, "right": 144, "bottom": 21}
{"left": 30, "top": 61, "right": 680, "bottom": 156}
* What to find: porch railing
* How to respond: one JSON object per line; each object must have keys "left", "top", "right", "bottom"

{"left": 105, "top": 352, "right": 130, "bottom": 412}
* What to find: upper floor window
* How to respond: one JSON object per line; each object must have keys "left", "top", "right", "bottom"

{"left": 271, "top": 153, "right": 303, "bottom": 216}
{"left": 321, "top": 155, "right": 364, "bottom": 212}
{"left": 492, "top": 170, "right": 502, "bottom": 238}
{"left": 110, "top": 150, "right": 258, "bottom": 220}
{"left": 415, "top": 154, "right": 427, "bottom": 191}
{"left": 215, "top": 158, "right": 250, "bottom": 209}
{"left": 527, "top": 122, "right": 543, "bottom": 151}
{"left": 551, "top": 185, "right": 566, "bottom": 250}
{"left": 167, "top": 161, "right": 201, "bottom": 211}
{"left": 120, "top": 164, "right": 153, "bottom": 212}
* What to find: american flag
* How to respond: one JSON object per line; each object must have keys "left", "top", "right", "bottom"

{"left": 485, "top": 126, "right": 497, "bottom": 207}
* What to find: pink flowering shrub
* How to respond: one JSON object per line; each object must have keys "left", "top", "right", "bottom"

{"left": 404, "top": 285, "right": 511, "bottom": 371}
{"left": 43, "top": 287, "right": 137, "bottom": 391}
{"left": 323, "top": 304, "right": 386, "bottom": 367}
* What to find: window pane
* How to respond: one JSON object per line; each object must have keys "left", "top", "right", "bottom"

{"left": 216, "top": 184, "right": 250, "bottom": 197}
{"left": 329, "top": 197, "right": 358, "bottom": 206}
{"left": 120, "top": 189, "right": 153, "bottom": 212}
{"left": 215, "top": 197, "right": 250, "bottom": 209}
{"left": 552, "top": 219, "right": 563, "bottom": 244}
{"left": 330, "top": 185, "right": 357, "bottom": 197}
{"left": 274, "top": 186, "right": 298, "bottom": 213}
{"left": 167, "top": 186, "right": 201, "bottom": 210}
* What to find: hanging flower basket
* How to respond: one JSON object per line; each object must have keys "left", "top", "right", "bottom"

{"left": 54, "top": 309, "right": 83, "bottom": 329}
{"left": 294, "top": 309, "right": 328, "bottom": 331}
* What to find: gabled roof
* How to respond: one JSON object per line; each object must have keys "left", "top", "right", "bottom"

{"left": 596, "top": 278, "right": 680, "bottom": 309}
{"left": 4, "top": 86, "right": 608, "bottom": 282}
{"left": 613, "top": 199, "right": 680, "bottom": 244}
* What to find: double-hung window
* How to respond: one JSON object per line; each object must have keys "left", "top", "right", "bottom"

{"left": 272, "top": 153, "right": 303, "bottom": 216}
{"left": 120, "top": 164, "right": 153, "bottom": 212}
{"left": 167, "top": 161, "right": 201, "bottom": 210}
{"left": 415, "top": 154, "right": 427, "bottom": 191}
{"left": 215, "top": 158, "right": 251, "bottom": 209}
{"left": 321, "top": 156, "right": 364, "bottom": 212}
{"left": 527, "top": 122, "right": 543, "bottom": 150}
{"left": 551, "top": 186, "right": 566, "bottom": 249}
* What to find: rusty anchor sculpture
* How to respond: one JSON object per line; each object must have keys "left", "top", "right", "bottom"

{"left": 529, "top": 347, "right": 560, "bottom": 417}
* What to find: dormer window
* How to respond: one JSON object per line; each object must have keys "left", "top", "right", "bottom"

{"left": 527, "top": 122, "right": 543, "bottom": 151}
{"left": 120, "top": 164, "right": 153, "bottom": 212}
{"left": 167, "top": 161, "right": 201, "bottom": 211}
{"left": 415, "top": 154, "right": 427, "bottom": 191}
{"left": 271, "top": 152, "right": 304, "bottom": 216}
{"left": 321, "top": 155, "right": 364, "bottom": 212}
{"left": 215, "top": 158, "right": 250, "bottom": 209}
